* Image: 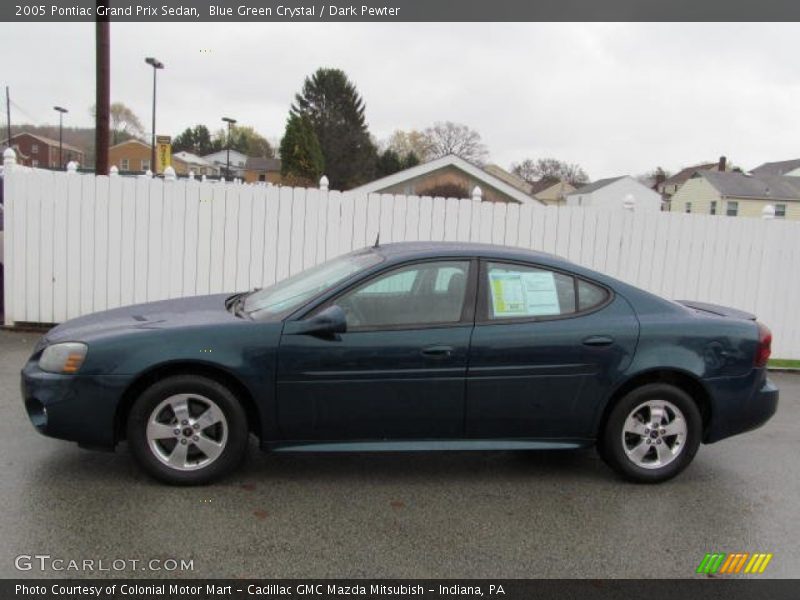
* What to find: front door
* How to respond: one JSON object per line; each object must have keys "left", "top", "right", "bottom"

{"left": 276, "top": 259, "right": 476, "bottom": 441}
{"left": 466, "top": 260, "right": 639, "bottom": 440}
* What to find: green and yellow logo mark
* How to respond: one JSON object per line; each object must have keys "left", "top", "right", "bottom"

{"left": 697, "top": 552, "right": 773, "bottom": 575}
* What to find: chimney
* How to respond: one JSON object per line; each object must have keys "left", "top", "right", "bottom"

{"left": 718, "top": 156, "right": 727, "bottom": 171}
{"left": 655, "top": 170, "right": 667, "bottom": 186}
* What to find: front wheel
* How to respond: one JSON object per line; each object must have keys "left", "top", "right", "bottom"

{"left": 599, "top": 383, "right": 702, "bottom": 483}
{"left": 127, "top": 375, "right": 249, "bottom": 485}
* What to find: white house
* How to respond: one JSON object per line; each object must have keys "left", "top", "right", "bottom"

{"left": 201, "top": 149, "right": 249, "bottom": 178}
{"left": 173, "top": 151, "right": 219, "bottom": 176}
{"left": 566, "top": 176, "right": 663, "bottom": 212}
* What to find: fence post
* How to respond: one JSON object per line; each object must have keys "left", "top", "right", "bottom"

{"left": 3, "top": 147, "right": 16, "bottom": 173}
{"left": 66, "top": 161, "right": 78, "bottom": 174}
{"left": 623, "top": 194, "right": 635, "bottom": 211}
{"left": 188, "top": 170, "right": 195, "bottom": 181}
{"left": 164, "top": 166, "right": 177, "bottom": 181}
{"left": 109, "top": 165, "right": 119, "bottom": 176}
{"left": 762, "top": 205, "right": 775, "bottom": 220}
{"left": 320, "top": 175, "right": 329, "bottom": 192}
{"left": 472, "top": 186, "right": 482, "bottom": 202}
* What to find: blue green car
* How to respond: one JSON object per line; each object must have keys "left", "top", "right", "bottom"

{"left": 21, "top": 242, "right": 778, "bottom": 484}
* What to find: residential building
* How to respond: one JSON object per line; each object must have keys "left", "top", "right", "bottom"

{"left": 566, "top": 176, "right": 663, "bottom": 212}
{"left": 750, "top": 158, "right": 800, "bottom": 178}
{"left": 528, "top": 179, "right": 576, "bottom": 206}
{"left": 480, "top": 165, "right": 577, "bottom": 206}
{"left": 201, "top": 149, "right": 249, "bottom": 178}
{"left": 658, "top": 156, "right": 730, "bottom": 208}
{"left": 172, "top": 151, "right": 219, "bottom": 176}
{"left": 109, "top": 139, "right": 155, "bottom": 173}
{"left": 2, "top": 132, "right": 85, "bottom": 168}
{"left": 243, "top": 157, "right": 282, "bottom": 184}
{"left": 669, "top": 170, "right": 800, "bottom": 220}
{"left": 350, "top": 154, "right": 544, "bottom": 205}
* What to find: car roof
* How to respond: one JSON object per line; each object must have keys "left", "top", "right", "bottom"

{"left": 373, "top": 241, "right": 568, "bottom": 265}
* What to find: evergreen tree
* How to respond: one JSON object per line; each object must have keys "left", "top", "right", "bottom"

{"left": 376, "top": 148, "right": 403, "bottom": 178}
{"left": 279, "top": 113, "right": 324, "bottom": 186}
{"left": 291, "top": 68, "right": 377, "bottom": 190}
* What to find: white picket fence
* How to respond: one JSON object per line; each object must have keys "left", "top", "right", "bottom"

{"left": 3, "top": 163, "right": 800, "bottom": 358}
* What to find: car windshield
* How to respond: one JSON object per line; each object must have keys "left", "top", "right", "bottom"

{"left": 244, "top": 250, "right": 383, "bottom": 319}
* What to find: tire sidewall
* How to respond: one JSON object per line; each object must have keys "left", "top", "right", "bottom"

{"left": 127, "top": 375, "right": 249, "bottom": 485}
{"left": 601, "top": 383, "right": 702, "bottom": 483}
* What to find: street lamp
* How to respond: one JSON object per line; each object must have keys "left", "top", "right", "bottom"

{"left": 53, "top": 106, "right": 68, "bottom": 168}
{"left": 145, "top": 57, "right": 164, "bottom": 174}
{"left": 222, "top": 116, "right": 237, "bottom": 179}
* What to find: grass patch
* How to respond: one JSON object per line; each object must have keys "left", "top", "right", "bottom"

{"left": 769, "top": 358, "right": 800, "bottom": 369}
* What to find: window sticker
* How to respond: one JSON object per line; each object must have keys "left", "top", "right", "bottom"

{"left": 489, "top": 270, "right": 561, "bottom": 317}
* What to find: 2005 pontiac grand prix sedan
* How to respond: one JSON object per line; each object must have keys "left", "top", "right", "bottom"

{"left": 21, "top": 242, "right": 778, "bottom": 485}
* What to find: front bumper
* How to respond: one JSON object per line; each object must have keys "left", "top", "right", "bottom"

{"left": 704, "top": 369, "right": 779, "bottom": 443}
{"left": 21, "top": 362, "right": 129, "bottom": 449}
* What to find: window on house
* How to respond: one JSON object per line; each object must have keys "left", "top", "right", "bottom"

{"left": 710, "top": 201, "right": 717, "bottom": 215}
{"left": 775, "top": 204, "right": 786, "bottom": 219}
{"left": 31, "top": 159, "right": 39, "bottom": 167}
{"left": 141, "top": 159, "right": 151, "bottom": 172}
{"left": 120, "top": 159, "right": 129, "bottom": 171}
{"left": 31, "top": 144, "right": 38, "bottom": 154}
{"left": 685, "top": 202, "right": 692, "bottom": 213}
{"left": 726, "top": 201, "right": 738, "bottom": 217}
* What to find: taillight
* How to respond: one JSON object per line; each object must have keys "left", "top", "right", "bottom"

{"left": 755, "top": 321, "right": 772, "bottom": 367}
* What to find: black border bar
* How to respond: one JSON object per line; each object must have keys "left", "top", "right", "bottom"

{"left": 4, "top": 0, "right": 800, "bottom": 22}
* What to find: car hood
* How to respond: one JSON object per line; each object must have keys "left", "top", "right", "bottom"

{"left": 44, "top": 294, "right": 238, "bottom": 343}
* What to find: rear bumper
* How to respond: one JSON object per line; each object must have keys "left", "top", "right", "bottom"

{"left": 704, "top": 370, "right": 779, "bottom": 443}
{"left": 21, "top": 362, "right": 129, "bottom": 449}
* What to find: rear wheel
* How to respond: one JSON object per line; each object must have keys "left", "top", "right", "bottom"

{"left": 127, "top": 375, "right": 249, "bottom": 485}
{"left": 599, "top": 383, "right": 702, "bottom": 483}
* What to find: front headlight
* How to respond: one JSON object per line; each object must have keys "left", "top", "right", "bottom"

{"left": 39, "top": 342, "right": 88, "bottom": 374}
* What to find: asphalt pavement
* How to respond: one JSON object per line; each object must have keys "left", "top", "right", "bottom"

{"left": 0, "top": 329, "right": 797, "bottom": 579}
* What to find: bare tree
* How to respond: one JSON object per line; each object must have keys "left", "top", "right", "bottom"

{"left": 384, "top": 129, "right": 432, "bottom": 162}
{"left": 422, "top": 121, "right": 489, "bottom": 165}
{"left": 90, "top": 102, "right": 145, "bottom": 144}
{"left": 511, "top": 158, "right": 589, "bottom": 186}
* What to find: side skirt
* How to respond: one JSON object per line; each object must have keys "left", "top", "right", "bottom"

{"left": 263, "top": 439, "right": 593, "bottom": 453}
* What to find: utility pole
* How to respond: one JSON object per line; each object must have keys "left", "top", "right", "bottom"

{"left": 95, "top": 15, "right": 110, "bottom": 175}
{"left": 222, "top": 116, "right": 237, "bottom": 179}
{"left": 54, "top": 106, "right": 68, "bottom": 168}
{"left": 5, "top": 86, "right": 11, "bottom": 148}
{"left": 145, "top": 57, "right": 164, "bottom": 174}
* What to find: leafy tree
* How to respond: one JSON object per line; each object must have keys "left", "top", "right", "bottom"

{"left": 511, "top": 158, "right": 589, "bottom": 186}
{"left": 376, "top": 149, "right": 403, "bottom": 177}
{"left": 211, "top": 125, "right": 275, "bottom": 157}
{"left": 173, "top": 124, "right": 214, "bottom": 155}
{"left": 385, "top": 129, "right": 432, "bottom": 163}
{"left": 89, "top": 102, "right": 145, "bottom": 145}
{"left": 403, "top": 152, "right": 420, "bottom": 169}
{"left": 422, "top": 121, "right": 488, "bottom": 165}
{"left": 291, "top": 68, "right": 377, "bottom": 190}
{"left": 279, "top": 113, "right": 324, "bottom": 186}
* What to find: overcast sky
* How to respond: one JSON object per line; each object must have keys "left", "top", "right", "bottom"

{"left": 2, "top": 22, "right": 799, "bottom": 179}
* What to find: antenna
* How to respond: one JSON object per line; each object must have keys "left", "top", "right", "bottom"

{"left": 373, "top": 232, "right": 380, "bottom": 248}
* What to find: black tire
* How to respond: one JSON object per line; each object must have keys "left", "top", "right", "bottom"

{"left": 127, "top": 375, "right": 249, "bottom": 485}
{"left": 599, "top": 383, "right": 702, "bottom": 483}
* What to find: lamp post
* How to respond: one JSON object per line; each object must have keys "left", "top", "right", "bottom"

{"left": 145, "top": 57, "right": 164, "bottom": 174}
{"left": 222, "top": 116, "right": 237, "bottom": 179}
{"left": 53, "top": 106, "right": 68, "bottom": 168}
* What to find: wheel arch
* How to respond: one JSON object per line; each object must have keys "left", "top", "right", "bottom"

{"left": 114, "top": 361, "right": 262, "bottom": 444}
{"left": 596, "top": 368, "right": 712, "bottom": 441}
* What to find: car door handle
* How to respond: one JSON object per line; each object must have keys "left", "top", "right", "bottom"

{"left": 582, "top": 335, "right": 614, "bottom": 347}
{"left": 421, "top": 345, "right": 453, "bottom": 358}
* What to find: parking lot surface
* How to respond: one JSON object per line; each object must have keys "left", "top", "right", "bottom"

{"left": 1, "top": 329, "right": 797, "bottom": 579}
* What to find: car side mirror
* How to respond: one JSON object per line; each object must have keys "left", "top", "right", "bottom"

{"left": 284, "top": 305, "right": 347, "bottom": 337}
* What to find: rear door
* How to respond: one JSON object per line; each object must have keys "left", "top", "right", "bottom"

{"left": 466, "top": 260, "right": 639, "bottom": 440}
{"left": 276, "top": 259, "right": 477, "bottom": 441}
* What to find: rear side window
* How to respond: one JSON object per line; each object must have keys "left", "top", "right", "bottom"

{"left": 577, "top": 279, "right": 609, "bottom": 311}
{"left": 487, "top": 262, "right": 576, "bottom": 319}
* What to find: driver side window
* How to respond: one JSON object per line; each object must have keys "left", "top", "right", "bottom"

{"left": 336, "top": 260, "right": 470, "bottom": 329}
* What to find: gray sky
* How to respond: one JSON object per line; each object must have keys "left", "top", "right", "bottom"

{"left": 2, "top": 22, "right": 799, "bottom": 179}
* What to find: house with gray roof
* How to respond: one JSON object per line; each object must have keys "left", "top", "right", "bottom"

{"left": 750, "top": 158, "right": 800, "bottom": 178}
{"left": 670, "top": 170, "right": 800, "bottom": 220}
{"left": 565, "top": 175, "right": 663, "bottom": 212}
